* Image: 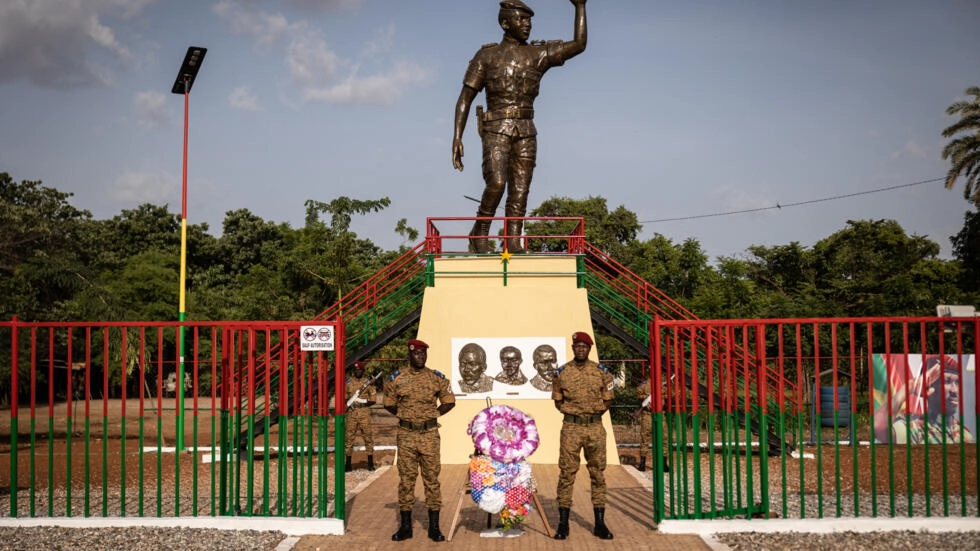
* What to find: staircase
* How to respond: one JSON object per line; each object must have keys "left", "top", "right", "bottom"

{"left": 232, "top": 219, "right": 796, "bottom": 454}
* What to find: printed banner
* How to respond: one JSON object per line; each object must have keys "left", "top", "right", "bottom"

{"left": 872, "top": 353, "right": 976, "bottom": 444}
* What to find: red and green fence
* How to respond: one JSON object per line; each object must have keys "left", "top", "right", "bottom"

{"left": 649, "top": 315, "right": 979, "bottom": 522}
{"left": 0, "top": 319, "right": 347, "bottom": 520}
{"left": 3, "top": 315, "right": 978, "bottom": 524}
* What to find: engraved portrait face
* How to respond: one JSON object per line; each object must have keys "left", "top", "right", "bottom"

{"left": 498, "top": 346, "right": 524, "bottom": 383}
{"left": 458, "top": 343, "right": 488, "bottom": 385}
{"left": 533, "top": 344, "right": 558, "bottom": 382}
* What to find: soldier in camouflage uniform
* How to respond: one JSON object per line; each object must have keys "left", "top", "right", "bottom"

{"left": 345, "top": 361, "right": 377, "bottom": 472}
{"left": 452, "top": 0, "right": 588, "bottom": 253}
{"left": 551, "top": 331, "right": 614, "bottom": 540}
{"left": 383, "top": 339, "right": 456, "bottom": 542}
{"left": 635, "top": 378, "right": 670, "bottom": 473}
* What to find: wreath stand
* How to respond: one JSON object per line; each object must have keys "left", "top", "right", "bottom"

{"left": 446, "top": 473, "right": 552, "bottom": 541}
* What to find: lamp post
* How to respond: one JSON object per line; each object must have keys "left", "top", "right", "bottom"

{"left": 171, "top": 46, "right": 207, "bottom": 451}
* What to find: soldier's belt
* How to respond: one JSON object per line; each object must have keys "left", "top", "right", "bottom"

{"left": 482, "top": 107, "right": 535, "bottom": 121}
{"left": 563, "top": 413, "right": 602, "bottom": 424}
{"left": 399, "top": 419, "right": 438, "bottom": 431}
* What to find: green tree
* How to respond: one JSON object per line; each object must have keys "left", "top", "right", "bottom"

{"left": 0, "top": 173, "right": 95, "bottom": 320}
{"left": 951, "top": 200, "right": 980, "bottom": 296}
{"left": 810, "top": 219, "right": 959, "bottom": 316}
{"left": 525, "top": 196, "right": 641, "bottom": 255}
{"left": 942, "top": 86, "right": 980, "bottom": 202}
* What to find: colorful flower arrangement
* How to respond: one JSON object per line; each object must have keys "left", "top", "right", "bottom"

{"left": 468, "top": 404, "right": 539, "bottom": 463}
{"left": 467, "top": 405, "right": 539, "bottom": 532}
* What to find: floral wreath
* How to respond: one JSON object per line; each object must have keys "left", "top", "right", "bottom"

{"left": 467, "top": 405, "right": 539, "bottom": 531}
{"left": 467, "top": 404, "right": 539, "bottom": 463}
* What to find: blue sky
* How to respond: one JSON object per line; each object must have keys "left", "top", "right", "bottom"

{"left": 2, "top": 0, "right": 978, "bottom": 260}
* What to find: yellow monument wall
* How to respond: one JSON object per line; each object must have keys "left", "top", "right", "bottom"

{"left": 413, "top": 255, "right": 619, "bottom": 465}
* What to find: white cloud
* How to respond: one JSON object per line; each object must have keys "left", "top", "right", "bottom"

{"left": 112, "top": 170, "right": 178, "bottom": 205}
{"left": 134, "top": 91, "right": 171, "bottom": 127}
{"left": 284, "top": 0, "right": 362, "bottom": 14}
{"left": 890, "top": 140, "right": 928, "bottom": 160}
{"left": 363, "top": 24, "right": 395, "bottom": 57}
{"left": 302, "top": 60, "right": 433, "bottom": 106}
{"left": 229, "top": 86, "right": 260, "bottom": 111}
{"left": 215, "top": 1, "right": 430, "bottom": 107}
{"left": 0, "top": 0, "right": 144, "bottom": 88}
{"left": 287, "top": 29, "right": 340, "bottom": 88}
{"left": 213, "top": 0, "right": 293, "bottom": 49}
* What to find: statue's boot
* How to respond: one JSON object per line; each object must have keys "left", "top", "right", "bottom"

{"left": 505, "top": 219, "right": 526, "bottom": 253}
{"left": 469, "top": 219, "right": 492, "bottom": 253}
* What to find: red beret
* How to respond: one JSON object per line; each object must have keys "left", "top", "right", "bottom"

{"left": 353, "top": 361, "right": 364, "bottom": 369}
{"left": 408, "top": 339, "right": 429, "bottom": 351}
{"left": 571, "top": 332, "right": 594, "bottom": 345}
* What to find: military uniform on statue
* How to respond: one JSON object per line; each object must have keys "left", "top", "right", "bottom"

{"left": 452, "top": 0, "right": 588, "bottom": 253}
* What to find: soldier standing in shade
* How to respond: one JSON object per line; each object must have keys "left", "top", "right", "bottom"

{"left": 529, "top": 343, "right": 558, "bottom": 392}
{"left": 452, "top": 0, "right": 588, "bottom": 253}
{"left": 458, "top": 342, "right": 494, "bottom": 393}
{"left": 345, "top": 361, "right": 377, "bottom": 472}
{"left": 384, "top": 339, "right": 456, "bottom": 542}
{"left": 551, "top": 331, "right": 614, "bottom": 540}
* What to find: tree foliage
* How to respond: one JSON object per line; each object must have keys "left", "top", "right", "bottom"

{"left": 942, "top": 86, "right": 980, "bottom": 202}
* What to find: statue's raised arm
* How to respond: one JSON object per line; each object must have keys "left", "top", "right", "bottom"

{"left": 452, "top": 0, "right": 589, "bottom": 254}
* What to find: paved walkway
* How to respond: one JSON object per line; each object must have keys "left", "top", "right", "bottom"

{"left": 291, "top": 464, "right": 712, "bottom": 550}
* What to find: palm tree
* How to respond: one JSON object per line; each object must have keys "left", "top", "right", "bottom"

{"left": 941, "top": 86, "right": 980, "bottom": 202}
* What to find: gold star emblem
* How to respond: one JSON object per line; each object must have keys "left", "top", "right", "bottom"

{"left": 500, "top": 249, "right": 513, "bottom": 263}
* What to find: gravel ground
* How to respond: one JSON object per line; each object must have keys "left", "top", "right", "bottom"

{"left": 716, "top": 530, "right": 980, "bottom": 550}
{"left": 0, "top": 526, "right": 288, "bottom": 551}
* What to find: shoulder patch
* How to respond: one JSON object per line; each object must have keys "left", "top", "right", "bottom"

{"left": 345, "top": 377, "right": 352, "bottom": 384}
{"left": 530, "top": 39, "right": 546, "bottom": 46}
{"left": 555, "top": 365, "right": 565, "bottom": 376}
{"left": 432, "top": 369, "right": 446, "bottom": 379}
{"left": 598, "top": 364, "right": 611, "bottom": 374}
{"left": 388, "top": 370, "right": 400, "bottom": 381}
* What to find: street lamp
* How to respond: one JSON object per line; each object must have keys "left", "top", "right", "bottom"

{"left": 171, "top": 46, "right": 207, "bottom": 451}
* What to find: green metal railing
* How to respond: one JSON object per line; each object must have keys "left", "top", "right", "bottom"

{"left": 1, "top": 321, "right": 343, "bottom": 520}
{"left": 649, "top": 316, "right": 979, "bottom": 523}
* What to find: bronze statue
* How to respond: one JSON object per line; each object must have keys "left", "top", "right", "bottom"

{"left": 452, "top": 0, "right": 588, "bottom": 253}
{"left": 529, "top": 343, "right": 558, "bottom": 391}
{"left": 493, "top": 345, "right": 528, "bottom": 386}
{"left": 458, "top": 342, "right": 494, "bottom": 393}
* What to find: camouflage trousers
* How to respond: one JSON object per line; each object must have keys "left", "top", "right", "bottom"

{"left": 396, "top": 427, "right": 442, "bottom": 510}
{"left": 639, "top": 413, "right": 653, "bottom": 462}
{"left": 344, "top": 408, "right": 374, "bottom": 456}
{"left": 556, "top": 421, "right": 607, "bottom": 508}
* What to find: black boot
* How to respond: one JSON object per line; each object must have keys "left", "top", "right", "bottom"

{"left": 554, "top": 507, "right": 570, "bottom": 540}
{"left": 345, "top": 455, "right": 352, "bottom": 472}
{"left": 638, "top": 456, "right": 647, "bottom": 472}
{"left": 469, "top": 219, "right": 492, "bottom": 253}
{"left": 392, "top": 510, "right": 413, "bottom": 541}
{"left": 427, "top": 509, "right": 445, "bottom": 542}
{"left": 593, "top": 507, "right": 613, "bottom": 539}
{"left": 367, "top": 454, "right": 375, "bottom": 471}
{"left": 505, "top": 219, "right": 526, "bottom": 253}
